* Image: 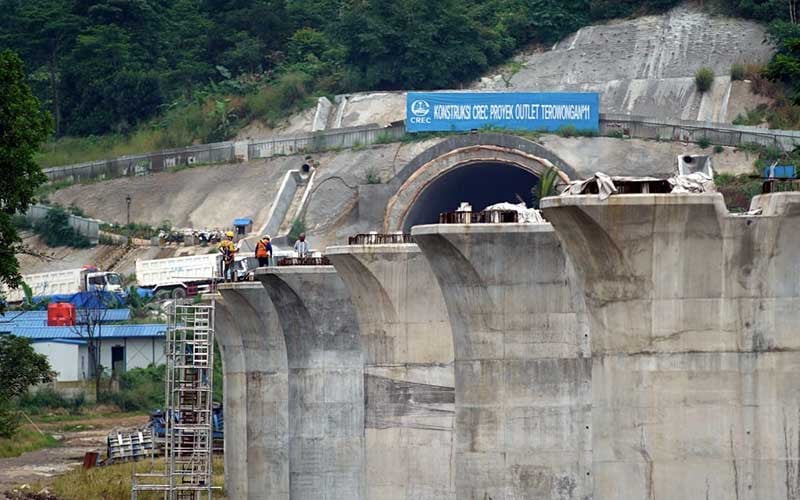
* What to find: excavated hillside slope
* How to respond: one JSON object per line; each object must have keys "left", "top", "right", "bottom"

{"left": 301, "top": 4, "right": 775, "bottom": 130}
{"left": 478, "top": 5, "right": 774, "bottom": 122}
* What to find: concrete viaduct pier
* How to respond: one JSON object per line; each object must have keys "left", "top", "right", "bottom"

{"left": 542, "top": 192, "right": 800, "bottom": 499}
{"left": 256, "top": 266, "right": 366, "bottom": 500}
{"left": 327, "top": 238, "right": 456, "bottom": 499}
{"left": 215, "top": 283, "right": 290, "bottom": 500}
{"left": 412, "top": 223, "right": 592, "bottom": 500}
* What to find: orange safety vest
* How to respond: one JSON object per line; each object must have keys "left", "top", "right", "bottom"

{"left": 256, "top": 240, "right": 270, "bottom": 258}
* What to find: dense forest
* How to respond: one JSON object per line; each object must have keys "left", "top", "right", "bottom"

{"left": 0, "top": 0, "right": 798, "bottom": 145}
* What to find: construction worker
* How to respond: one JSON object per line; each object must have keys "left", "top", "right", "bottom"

{"left": 294, "top": 232, "right": 309, "bottom": 257}
{"left": 256, "top": 235, "right": 273, "bottom": 267}
{"left": 218, "top": 231, "right": 237, "bottom": 282}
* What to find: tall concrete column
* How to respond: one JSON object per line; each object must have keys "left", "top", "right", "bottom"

{"left": 412, "top": 223, "right": 592, "bottom": 500}
{"left": 256, "top": 267, "right": 365, "bottom": 500}
{"left": 218, "top": 283, "right": 289, "bottom": 500}
{"left": 209, "top": 292, "right": 248, "bottom": 500}
{"left": 327, "top": 243, "right": 456, "bottom": 500}
{"left": 542, "top": 192, "right": 800, "bottom": 499}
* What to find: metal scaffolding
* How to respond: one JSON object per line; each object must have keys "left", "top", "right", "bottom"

{"left": 132, "top": 301, "right": 217, "bottom": 500}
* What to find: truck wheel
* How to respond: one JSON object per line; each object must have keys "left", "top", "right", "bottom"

{"left": 171, "top": 287, "right": 187, "bottom": 299}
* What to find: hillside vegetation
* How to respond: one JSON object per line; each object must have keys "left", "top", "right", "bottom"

{"left": 0, "top": 0, "right": 798, "bottom": 166}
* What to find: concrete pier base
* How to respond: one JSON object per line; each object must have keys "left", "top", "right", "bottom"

{"left": 217, "top": 283, "right": 289, "bottom": 500}
{"left": 542, "top": 192, "right": 800, "bottom": 500}
{"left": 256, "top": 267, "right": 365, "bottom": 500}
{"left": 327, "top": 243, "right": 456, "bottom": 500}
{"left": 412, "top": 223, "right": 591, "bottom": 500}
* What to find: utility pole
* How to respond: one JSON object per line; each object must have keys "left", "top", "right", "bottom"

{"left": 126, "top": 195, "right": 132, "bottom": 247}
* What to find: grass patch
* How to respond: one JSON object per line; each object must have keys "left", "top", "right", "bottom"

{"left": 46, "top": 456, "right": 226, "bottom": 500}
{"left": 0, "top": 426, "right": 59, "bottom": 458}
{"left": 695, "top": 67, "right": 715, "bottom": 93}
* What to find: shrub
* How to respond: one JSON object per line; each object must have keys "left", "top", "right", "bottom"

{"left": 99, "top": 364, "right": 165, "bottom": 412}
{"left": 18, "top": 388, "right": 86, "bottom": 415}
{"left": 555, "top": 125, "right": 578, "bottom": 137}
{"left": 364, "top": 167, "right": 381, "bottom": 184}
{"left": 695, "top": 67, "right": 715, "bottom": 93}
{"left": 11, "top": 214, "right": 30, "bottom": 230}
{"left": 697, "top": 137, "right": 711, "bottom": 149}
{"left": 731, "top": 63, "right": 746, "bottom": 81}
{"left": 714, "top": 145, "right": 724, "bottom": 154}
{"left": 33, "top": 206, "right": 91, "bottom": 248}
{"left": 288, "top": 218, "right": 306, "bottom": 244}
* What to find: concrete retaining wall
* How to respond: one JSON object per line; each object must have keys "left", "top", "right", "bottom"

{"left": 256, "top": 267, "right": 365, "bottom": 500}
{"left": 327, "top": 244, "right": 456, "bottom": 499}
{"left": 412, "top": 224, "right": 592, "bottom": 500}
{"left": 542, "top": 192, "right": 800, "bottom": 499}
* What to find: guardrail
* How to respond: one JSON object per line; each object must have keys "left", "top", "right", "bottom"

{"left": 348, "top": 233, "right": 414, "bottom": 245}
{"left": 439, "top": 210, "right": 520, "bottom": 224}
{"left": 600, "top": 113, "right": 800, "bottom": 150}
{"left": 42, "top": 114, "right": 800, "bottom": 184}
{"left": 277, "top": 256, "right": 332, "bottom": 266}
{"left": 43, "top": 124, "right": 406, "bottom": 183}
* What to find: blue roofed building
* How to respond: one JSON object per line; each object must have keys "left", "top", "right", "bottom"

{"left": 0, "top": 310, "right": 166, "bottom": 383}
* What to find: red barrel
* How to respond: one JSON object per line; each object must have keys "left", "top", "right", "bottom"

{"left": 47, "top": 302, "right": 76, "bottom": 326}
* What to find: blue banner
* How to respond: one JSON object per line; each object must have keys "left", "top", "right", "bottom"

{"left": 406, "top": 92, "right": 599, "bottom": 133}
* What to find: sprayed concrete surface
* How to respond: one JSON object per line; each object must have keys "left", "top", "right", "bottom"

{"left": 476, "top": 5, "right": 774, "bottom": 122}
{"left": 327, "top": 244, "right": 456, "bottom": 499}
{"left": 412, "top": 224, "right": 591, "bottom": 500}
{"left": 215, "top": 284, "right": 290, "bottom": 500}
{"left": 542, "top": 192, "right": 800, "bottom": 499}
{"left": 257, "top": 267, "right": 365, "bottom": 500}
{"left": 49, "top": 158, "right": 295, "bottom": 228}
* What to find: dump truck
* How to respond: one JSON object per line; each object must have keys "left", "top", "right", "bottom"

{"left": 135, "top": 253, "right": 259, "bottom": 299}
{"left": 2, "top": 266, "right": 124, "bottom": 303}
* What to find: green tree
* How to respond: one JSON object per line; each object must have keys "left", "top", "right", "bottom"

{"left": 0, "top": 335, "right": 53, "bottom": 437}
{"left": 0, "top": 50, "right": 51, "bottom": 307}
{"left": 764, "top": 22, "right": 800, "bottom": 103}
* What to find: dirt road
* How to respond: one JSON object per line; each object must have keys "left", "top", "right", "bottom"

{"left": 0, "top": 414, "right": 147, "bottom": 497}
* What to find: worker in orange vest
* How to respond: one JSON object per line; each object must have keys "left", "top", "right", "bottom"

{"left": 256, "top": 235, "right": 273, "bottom": 267}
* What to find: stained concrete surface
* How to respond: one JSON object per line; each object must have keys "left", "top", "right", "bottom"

{"left": 542, "top": 192, "right": 800, "bottom": 499}
{"left": 327, "top": 244, "right": 456, "bottom": 499}
{"left": 216, "top": 283, "right": 290, "bottom": 500}
{"left": 413, "top": 223, "right": 592, "bottom": 500}
{"left": 256, "top": 267, "right": 365, "bottom": 500}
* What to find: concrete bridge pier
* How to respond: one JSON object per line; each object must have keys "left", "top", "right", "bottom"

{"left": 412, "top": 223, "right": 592, "bottom": 500}
{"left": 256, "top": 267, "right": 365, "bottom": 500}
{"left": 542, "top": 192, "right": 800, "bottom": 500}
{"left": 327, "top": 243, "right": 456, "bottom": 500}
{"left": 217, "top": 283, "right": 290, "bottom": 500}
{"left": 209, "top": 291, "right": 248, "bottom": 500}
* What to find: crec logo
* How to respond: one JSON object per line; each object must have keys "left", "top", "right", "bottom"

{"left": 411, "top": 100, "right": 430, "bottom": 117}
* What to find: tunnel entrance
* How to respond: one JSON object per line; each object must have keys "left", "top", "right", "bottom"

{"left": 402, "top": 162, "right": 539, "bottom": 231}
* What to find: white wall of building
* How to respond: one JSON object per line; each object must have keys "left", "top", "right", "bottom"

{"left": 33, "top": 337, "right": 165, "bottom": 382}
{"left": 98, "top": 337, "right": 166, "bottom": 374}
{"left": 33, "top": 342, "right": 82, "bottom": 382}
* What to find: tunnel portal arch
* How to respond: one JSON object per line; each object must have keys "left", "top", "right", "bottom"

{"left": 384, "top": 133, "right": 575, "bottom": 232}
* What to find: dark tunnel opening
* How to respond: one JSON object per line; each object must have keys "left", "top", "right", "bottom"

{"left": 403, "top": 162, "right": 540, "bottom": 231}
